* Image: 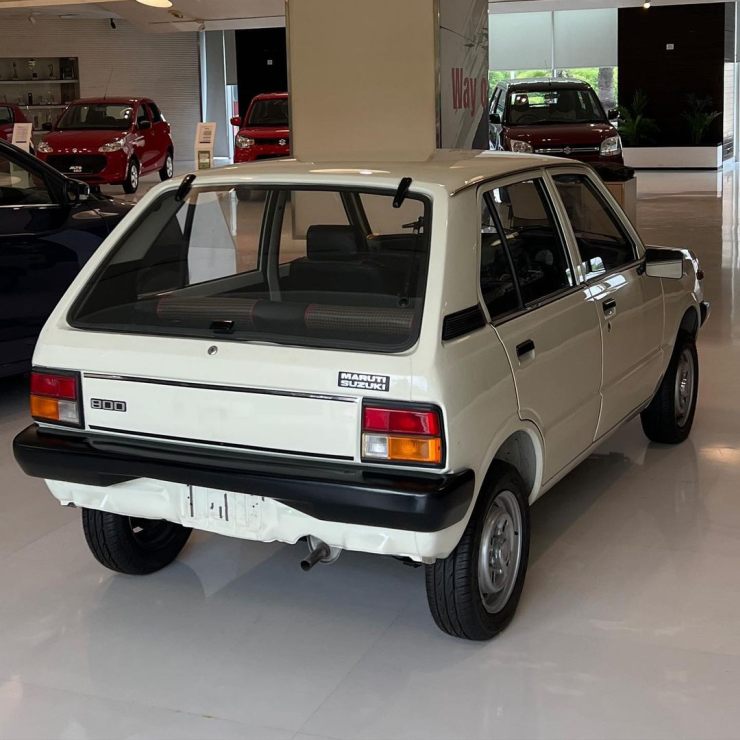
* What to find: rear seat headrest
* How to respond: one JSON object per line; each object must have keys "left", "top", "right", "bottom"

{"left": 306, "top": 225, "right": 363, "bottom": 260}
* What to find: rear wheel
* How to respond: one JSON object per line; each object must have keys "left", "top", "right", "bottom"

{"left": 641, "top": 333, "right": 698, "bottom": 444}
{"left": 122, "top": 158, "right": 139, "bottom": 194}
{"left": 81, "top": 509, "right": 191, "bottom": 575}
{"left": 159, "top": 151, "right": 174, "bottom": 181}
{"left": 425, "top": 463, "right": 530, "bottom": 640}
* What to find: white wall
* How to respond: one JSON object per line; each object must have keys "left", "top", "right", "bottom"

{"left": 0, "top": 17, "right": 200, "bottom": 157}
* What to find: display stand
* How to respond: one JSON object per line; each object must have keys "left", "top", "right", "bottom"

{"left": 195, "top": 123, "right": 216, "bottom": 170}
{"left": 605, "top": 178, "right": 637, "bottom": 224}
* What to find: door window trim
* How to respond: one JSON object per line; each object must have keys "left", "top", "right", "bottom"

{"left": 542, "top": 165, "right": 645, "bottom": 285}
{"left": 476, "top": 170, "right": 580, "bottom": 326}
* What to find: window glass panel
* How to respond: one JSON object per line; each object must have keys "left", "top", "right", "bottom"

{"left": 137, "top": 105, "right": 149, "bottom": 126}
{"left": 0, "top": 106, "right": 13, "bottom": 125}
{"left": 149, "top": 102, "right": 163, "bottom": 123}
{"left": 0, "top": 153, "right": 52, "bottom": 205}
{"left": 70, "top": 186, "right": 430, "bottom": 353}
{"left": 480, "top": 196, "right": 520, "bottom": 319}
{"left": 489, "top": 179, "right": 573, "bottom": 305}
{"left": 553, "top": 173, "right": 635, "bottom": 278}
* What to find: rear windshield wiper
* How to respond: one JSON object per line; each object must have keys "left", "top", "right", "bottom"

{"left": 393, "top": 177, "right": 412, "bottom": 208}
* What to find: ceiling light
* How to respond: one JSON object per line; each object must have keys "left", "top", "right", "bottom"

{"left": 135, "top": 0, "right": 173, "bottom": 7}
{"left": 643, "top": 1, "right": 650, "bottom": 7}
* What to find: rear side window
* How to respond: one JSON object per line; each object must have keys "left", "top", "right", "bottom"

{"left": 484, "top": 179, "right": 573, "bottom": 308}
{"left": 0, "top": 106, "right": 13, "bottom": 125}
{"left": 69, "top": 186, "right": 431, "bottom": 353}
{"left": 553, "top": 173, "right": 636, "bottom": 278}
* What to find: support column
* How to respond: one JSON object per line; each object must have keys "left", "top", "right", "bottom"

{"left": 286, "top": 0, "right": 488, "bottom": 162}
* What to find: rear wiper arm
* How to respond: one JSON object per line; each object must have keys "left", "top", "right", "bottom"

{"left": 175, "top": 173, "right": 196, "bottom": 202}
{"left": 393, "top": 177, "right": 412, "bottom": 208}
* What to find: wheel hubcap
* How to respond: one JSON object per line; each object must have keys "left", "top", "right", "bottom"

{"left": 129, "top": 518, "right": 172, "bottom": 550}
{"left": 166, "top": 156, "right": 173, "bottom": 177}
{"left": 478, "top": 490, "right": 523, "bottom": 614}
{"left": 674, "top": 348, "right": 695, "bottom": 427}
{"left": 130, "top": 164, "right": 138, "bottom": 188}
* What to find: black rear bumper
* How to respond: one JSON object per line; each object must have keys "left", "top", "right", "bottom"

{"left": 13, "top": 425, "right": 474, "bottom": 532}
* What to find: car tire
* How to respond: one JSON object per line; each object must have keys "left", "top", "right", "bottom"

{"left": 425, "top": 462, "right": 530, "bottom": 640}
{"left": 640, "top": 332, "right": 698, "bottom": 444}
{"left": 81, "top": 508, "right": 191, "bottom": 575}
{"left": 122, "top": 158, "right": 140, "bottom": 194}
{"left": 159, "top": 151, "right": 174, "bottom": 181}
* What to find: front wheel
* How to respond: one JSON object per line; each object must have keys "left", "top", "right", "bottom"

{"left": 641, "top": 333, "right": 698, "bottom": 444}
{"left": 81, "top": 509, "right": 191, "bottom": 575}
{"left": 425, "top": 463, "right": 530, "bottom": 640}
{"left": 159, "top": 151, "right": 174, "bottom": 181}
{"left": 122, "top": 158, "right": 140, "bottom": 194}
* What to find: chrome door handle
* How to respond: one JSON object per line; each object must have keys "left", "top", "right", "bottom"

{"left": 602, "top": 299, "right": 617, "bottom": 317}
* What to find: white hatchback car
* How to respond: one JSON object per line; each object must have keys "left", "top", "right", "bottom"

{"left": 14, "top": 151, "right": 708, "bottom": 640}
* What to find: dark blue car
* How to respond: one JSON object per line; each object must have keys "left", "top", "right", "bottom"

{"left": 0, "top": 139, "right": 132, "bottom": 377}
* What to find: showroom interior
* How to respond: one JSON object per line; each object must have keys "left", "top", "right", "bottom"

{"left": 1, "top": 0, "right": 740, "bottom": 737}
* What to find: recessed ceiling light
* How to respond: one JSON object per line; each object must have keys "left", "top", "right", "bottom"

{"left": 136, "top": 0, "right": 173, "bottom": 7}
{"left": 643, "top": 1, "right": 651, "bottom": 7}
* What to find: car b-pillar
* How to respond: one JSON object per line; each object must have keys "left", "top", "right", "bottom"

{"left": 286, "top": 0, "right": 489, "bottom": 162}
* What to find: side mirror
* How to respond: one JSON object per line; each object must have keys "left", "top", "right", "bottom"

{"left": 644, "top": 247, "right": 684, "bottom": 279}
{"left": 489, "top": 112, "right": 501, "bottom": 125}
{"left": 139, "top": 120, "right": 152, "bottom": 130}
{"left": 66, "top": 178, "right": 90, "bottom": 204}
{"left": 230, "top": 115, "right": 242, "bottom": 127}
{"left": 42, "top": 122, "right": 53, "bottom": 131}
{"left": 607, "top": 108, "right": 620, "bottom": 121}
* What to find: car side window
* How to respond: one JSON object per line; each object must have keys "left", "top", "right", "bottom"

{"left": 148, "top": 102, "right": 163, "bottom": 123}
{"left": 0, "top": 152, "right": 53, "bottom": 206}
{"left": 552, "top": 173, "right": 636, "bottom": 279}
{"left": 486, "top": 179, "right": 574, "bottom": 306}
{"left": 490, "top": 89, "right": 500, "bottom": 115}
{"left": 136, "top": 105, "right": 149, "bottom": 127}
{"left": 479, "top": 196, "right": 520, "bottom": 319}
{"left": 495, "top": 90, "right": 505, "bottom": 117}
{"left": 0, "top": 106, "right": 13, "bottom": 125}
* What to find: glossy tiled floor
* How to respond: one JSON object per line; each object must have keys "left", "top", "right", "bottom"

{"left": 1, "top": 168, "right": 739, "bottom": 740}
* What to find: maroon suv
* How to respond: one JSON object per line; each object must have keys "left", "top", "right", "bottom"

{"left": 489, "top": 78, "right": 622, "bottom": 164}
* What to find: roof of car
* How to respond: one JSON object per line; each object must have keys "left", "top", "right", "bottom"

{"left": 251, "top": 92, "right": 289, "bottom": 100}
{"left": 198, "top": 149, "right": 573, "bottom": 195}
{"left": 66, "top": 97, "right": 148, "bottom": 105}
{"left": 498, "top": 77, "right": 593, "bottom": 91}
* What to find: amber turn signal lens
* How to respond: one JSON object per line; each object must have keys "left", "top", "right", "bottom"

{"left": 388, "top": 436, "right": 442, "bottom": 464}
{"left": 30, "top": 395, "right": 60, "bottom": 420}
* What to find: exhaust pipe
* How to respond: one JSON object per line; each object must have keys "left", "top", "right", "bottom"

{"left": 301, "top": 541, "right": 331, "bottom": 571}
{"left": 300, "top": 536, "right": 341, "bottom": 571}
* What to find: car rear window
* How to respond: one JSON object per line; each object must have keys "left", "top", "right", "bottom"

{"left": 69, "top": 185, "right": 431, "bottom": 353}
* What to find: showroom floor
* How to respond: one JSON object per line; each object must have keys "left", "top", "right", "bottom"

{"left": 1, "top": 167, "right": 739, "bottom": 740}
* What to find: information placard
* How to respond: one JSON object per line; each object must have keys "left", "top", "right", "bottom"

{"left": 195, "top": 122, "right": 216, "bottom": 170}
{"left": 11, "top": 123, "right": 34, "bottom": 152}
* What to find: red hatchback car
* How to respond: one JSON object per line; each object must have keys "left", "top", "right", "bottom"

{"left": 231, "top": 92, "right": 289, "bottom": 163}
{"left": 37, "top": 97, "right": 174, "bottom": 193}
{"left": 489, "top": 78, "right": 623, "bottom": 165}
{"left": 0, "top": 104, "right": 30, "bottom": 144}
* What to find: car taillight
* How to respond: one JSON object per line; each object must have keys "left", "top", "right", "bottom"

{"left": 30, "top": 369, "right": 82, "bottom": 426}
{"left": 362, "top": 404, "right": 443, "bottom": 465}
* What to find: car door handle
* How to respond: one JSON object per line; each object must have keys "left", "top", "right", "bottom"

{"left": 602, "top": 299, "right": 617, "bottom": 316}
{"left": 516, "top": 339, "right": 535, "bottom": 358}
